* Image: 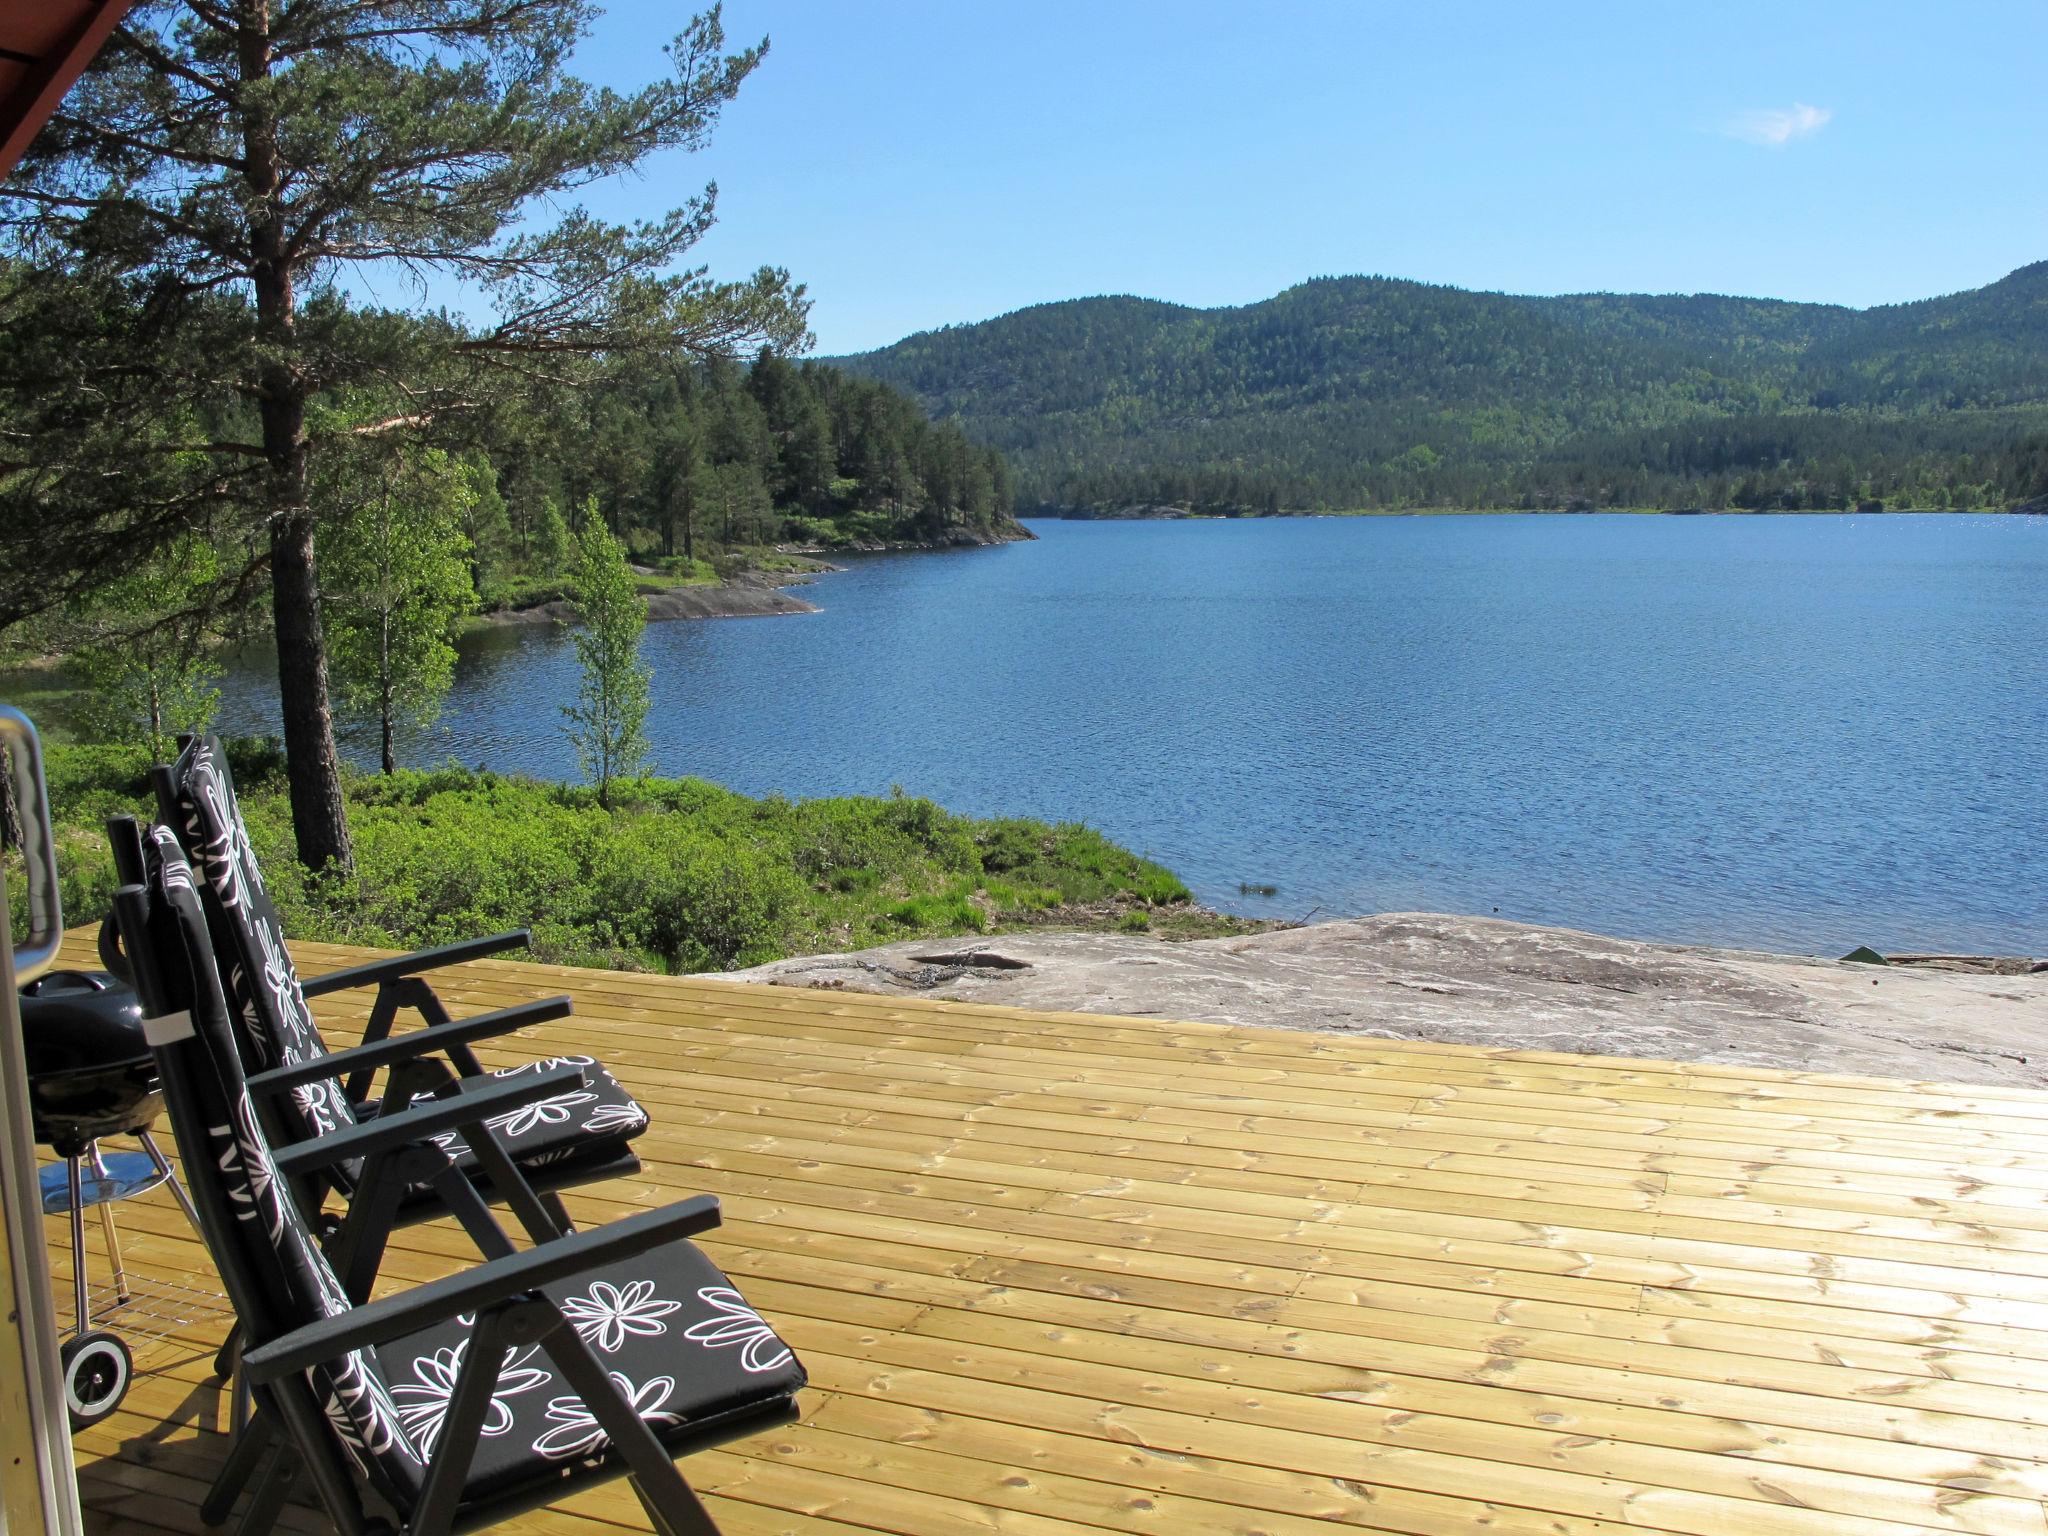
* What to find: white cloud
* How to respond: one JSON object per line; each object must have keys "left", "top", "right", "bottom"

{"left": 1721, "top": 103, "right": 1834, "bottom": 147}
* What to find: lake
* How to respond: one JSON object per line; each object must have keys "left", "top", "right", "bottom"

{"left": 216, "top": 513, "right": 2048, "bottom": 956}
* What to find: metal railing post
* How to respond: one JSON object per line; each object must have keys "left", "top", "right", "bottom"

{"left": 0, "top": 707, "right": 82, "bottom": 1536}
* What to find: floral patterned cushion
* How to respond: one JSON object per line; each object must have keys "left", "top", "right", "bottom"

{"left": 355, "top": 1054, "right": 650, "bottom": 1186}
{"left": 166, "top": 737, "right": 364, "bottom": 1141}
{"left": 165, "top": 736, "right": 649, "bottom": 1175}
{"left": 143, "top": 829, "right": 424, "bottom": 1504}
{"left": 142, "top": 830, "right": 803, "bottom": 1513}
{"left": 382, "top": 1244, "right": 804, "bottom": 1503}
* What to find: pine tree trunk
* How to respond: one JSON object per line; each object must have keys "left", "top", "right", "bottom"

{"left": 272, "top": 513, "right": 354, "bottom": 869}
{"left": 243, "top": 0, "right": 351, "bottom": 872}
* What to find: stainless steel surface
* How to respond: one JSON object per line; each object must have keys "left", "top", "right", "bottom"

{"left": 1, "top": 852, "right": 87, "bottom": 1536}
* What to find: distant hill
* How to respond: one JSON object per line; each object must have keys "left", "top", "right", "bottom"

{"left": 826, "top": 265, "right": 2048, "bottom": 513}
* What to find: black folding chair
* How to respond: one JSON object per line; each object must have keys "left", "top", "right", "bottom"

{"left": 135, "top": 735, "right": 654, "bottom": 1235}
{"left": 115, "top": 827, "right": 804, "bottom": 1536}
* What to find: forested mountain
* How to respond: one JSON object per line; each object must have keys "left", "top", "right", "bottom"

{"left": 829, "top": 264, "right": 2048, "bottom": 512}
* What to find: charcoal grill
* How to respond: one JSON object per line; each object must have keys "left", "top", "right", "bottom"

{"left": 18, "top": 968, "right": 202, "bottom": 1428}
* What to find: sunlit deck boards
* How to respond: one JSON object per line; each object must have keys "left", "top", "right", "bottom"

{"left": 51, "top": 928, "right": 2048, "bottom": 1536}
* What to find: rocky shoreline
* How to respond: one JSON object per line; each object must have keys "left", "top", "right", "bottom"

{"left": 478, "top": 523, "right": 1034, "bottom": 629}
{"left": 483, "top": 574, "right": 821, "bottom": 627}
{"left": 719, "top": 911, "right": 2048, "bottom": 1089}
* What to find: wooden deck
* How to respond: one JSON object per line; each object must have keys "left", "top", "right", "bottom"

{"left": 49, "top": 930, "right": 2048, "bottom": 1536}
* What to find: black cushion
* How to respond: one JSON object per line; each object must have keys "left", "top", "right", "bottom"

{"left": 352, "top": 1055, "right": 650, "bottom": 1188}
{"left": 381, "top": 1239, "right": 805, "bottom": 1504}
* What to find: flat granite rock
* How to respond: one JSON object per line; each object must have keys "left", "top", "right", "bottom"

{"left": 716, "top": 912, "right": 2048, "bottom": 1089}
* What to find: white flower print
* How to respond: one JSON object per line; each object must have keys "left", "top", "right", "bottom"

{"left": 321, "top": 1385, "right": 373, "bottom": 1475}
{"left": 561, "top": 1280, "right": 683, "bottom": 1353}
{"left": 683, "top": 1287, "right": 792, "bottom": 1374}
{"left": 195, "top": 765, "right": 250, "bottom": 911}
{"left": 582, "top": 1101, "right": 646, "bottom": 1136}
{"left": 484, "top": 1090, "right": 597, "bottom": 1141}
{"left": 492, "top": 1056, "right": 597, "bottom": 1078}
{"left": 152, "top": 829, "right": 196, "bottom": 893}
{"left": 293, "top": 1078, "right": 351, "bottom": 1138}
{"left": 250, "top": 916, "right": 325, "bottom": 1067}
{"left": 218, "top": 1094, "right": 287, "bottom": 1243}
{"left": 390, "top": 1342, "right": 552, "bottom": 1459}
{"left": 285, "top": 1220, "right": 353, "bottom": 1321}
{"left": 229, "top": 792, "right": 265, "bottom": 899}
{"left": 321, "top": 1351, "right": 418, "bottom": 1469}
{"left": 531, "top": 1373, "right": 682, "bottom": 1462}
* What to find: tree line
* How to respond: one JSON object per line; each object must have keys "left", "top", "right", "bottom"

{"left": 834, "top": 269, "right": 2048, "bottom": 514}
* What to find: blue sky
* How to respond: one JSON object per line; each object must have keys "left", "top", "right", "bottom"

{"left": 435, "top": 1, "right": 2048, "bottom": 356}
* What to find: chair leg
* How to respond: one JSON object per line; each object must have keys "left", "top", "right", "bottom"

{"left": 230, "top": 1354, "right": 251, "bottom": 1434}
{"left": 629, "top": 1473, "right": 721, "bottom": 1536}
{"left": 200, "top": 1409, "right": 275, "bottom": 1526}
{"left": 234, "top": 1445, "right": 297, "bottom": 1536}
{"left": 539, "top": 1189, "right": 575, "bottom": 1236}
{"left": 213, "top": 1323, "right": 240, "bottom": 1382}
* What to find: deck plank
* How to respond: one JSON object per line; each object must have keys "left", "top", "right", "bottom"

{"left": 54, "top": 929, "right": 2048, "bottom": 1536}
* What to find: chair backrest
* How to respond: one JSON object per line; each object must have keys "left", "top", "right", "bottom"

{"left": 123, "top": 826, "right": 429, "bottom": 1507}
{"left": 156, "top": 735, "right": 361, "bottom": 1148}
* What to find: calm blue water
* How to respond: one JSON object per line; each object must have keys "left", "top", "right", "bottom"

{"left": 217, "top": 514, "right": 2048, "bottom": 955}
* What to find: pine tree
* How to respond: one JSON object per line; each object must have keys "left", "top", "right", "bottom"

{"left": 2, "top": 1, "right": 808, "bottom": 869}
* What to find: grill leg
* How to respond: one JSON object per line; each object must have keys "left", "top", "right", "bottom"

{"left": 88, "top": 1143, "right": 131, "bottom": 1303}
{"left": 66, "top": 1153, "right": 89, "bottom": 1333}
{"left": 140, "top": 1130, "right": 203, "bottom": 1234}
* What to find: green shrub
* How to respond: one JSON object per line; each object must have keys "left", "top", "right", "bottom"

{"left": 22, "top": 740, "right": 1202, "bottom": 972}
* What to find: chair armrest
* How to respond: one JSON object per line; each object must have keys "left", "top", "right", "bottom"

{"left": 239, "top": 1196, "right": 724, "bottom": 1382}
{"left": 299, "top": 930, "right": 532, "bottom": 998}
{"left": 246, "top": 996, "right": 572, "bottom": 1099}
{"left": 270, "top": 1063, "right": 587, "bottom": 1177}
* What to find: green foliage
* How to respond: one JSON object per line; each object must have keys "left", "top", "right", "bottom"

{"left": 320, "top": 447, "right": 480, "bottom": 771}
{"left": 832, "top": 265, "right": 2048, "bottom": 513}
{"left": 20, "top": 744, "right": 1212, "bottom": 970}
{"left": 563, "top": 504, "right": 653, "bottom": 804}
{"left": 531, "top": 503, "right": 575, "bottom": 571}
{"left": 973, "top": 817, "right": 1191, "bottom": 905}
{"left": 488, "top": 352, "right": 1025, "bottom": 582}
{"left": 68, "top": 537, "right": 223, "bottom": 763}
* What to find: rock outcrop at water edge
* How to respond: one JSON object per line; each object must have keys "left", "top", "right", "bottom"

{"left": 718, "top": 912, "right": 2048, "bottom": 1089}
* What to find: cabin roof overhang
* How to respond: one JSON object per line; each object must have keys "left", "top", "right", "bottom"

{"left": 0, "top": 0, "right": 135, "bottom": 179}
